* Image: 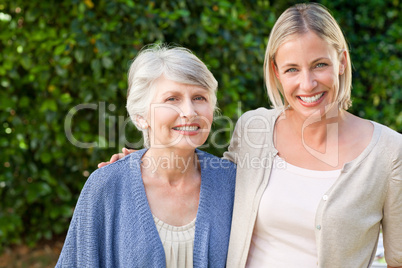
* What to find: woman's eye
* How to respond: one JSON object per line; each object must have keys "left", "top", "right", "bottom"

{"left": 285, "top": 68, "right": 297, "bottom": 73}
{"left": 315, "top": 63, "right": 327, "bottom": 68}
{"left": 166, "top": 97, "right": 178, "bottom": 102}
{"left": 194, "top": 96, "right": 207, "bottom": 101}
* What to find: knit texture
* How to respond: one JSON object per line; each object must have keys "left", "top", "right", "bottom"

{"left": 56, "top": 149, "right": 236, "bottom": 268}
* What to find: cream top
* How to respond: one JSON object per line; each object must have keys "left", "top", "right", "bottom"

{"left": 246, "top": 155, "right": 340, "bottom": 267}
{"left": 225, "top": 108, "right": 402, "bottom": 267}
{"left": 153, "top": 215, "right": 196, "bottom": 268}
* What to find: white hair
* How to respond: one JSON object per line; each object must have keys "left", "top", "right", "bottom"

{"left": 126, "top": 44, "right": 218, "bottom": 147}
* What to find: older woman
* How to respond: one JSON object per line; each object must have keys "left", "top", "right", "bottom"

{"left": 56, "top": 45, "right": 236, "bottom": 267}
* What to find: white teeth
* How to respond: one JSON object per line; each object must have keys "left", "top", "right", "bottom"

{"left": 299, "top": 93, "right": 324, "bottom": 103}
{"left": 174, "top": 126, "right": 198, "bottom": 131}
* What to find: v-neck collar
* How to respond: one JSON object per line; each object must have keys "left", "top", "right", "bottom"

{"left": 127, "top": 148, "right": 212, "bottom": 266}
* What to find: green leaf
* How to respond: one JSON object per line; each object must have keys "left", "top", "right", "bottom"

{"left": 54, "top": 44, "right": 67, "bottom": 55}
{"left": 60, "top": 93, "right": 73, "bottom": 104}
{"left": 102, "top": 57, "right": 113, "bottom": 69}
{"left": 21, "top": 56, "right": 32, "bottom": 70}
{"left": 59, "top": 57, "right": 72, "bottom": 66}
{"left": 40, "top": 99, "right": 58, "bottom": 112}
{"left": 19, "top": 96, "right": 30, "bottom": 108}
{"left": 74, "top": 49, "right": 85, "bottom": 63}
{"left": 26, "top": 182, "right": 52, "bottom": 203}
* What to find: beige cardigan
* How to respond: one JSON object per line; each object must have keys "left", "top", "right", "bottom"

{"left": 224, "top": 108, "right": 402, "bottom": 268}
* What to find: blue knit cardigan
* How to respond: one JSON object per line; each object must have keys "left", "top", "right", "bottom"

{"left": 56, "top": 149, "right": 236, "bottom": 268}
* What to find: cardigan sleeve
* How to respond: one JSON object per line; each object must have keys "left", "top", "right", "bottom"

{"left": 55, "top": 216, "right": 79, "bottom": 268}
{"left": 223, "top": 108, "right": 279, "bottom": 164}
{"left": 56, "top": 173, "right": 105, "bottom": 268}
{"left": 223, "top": 114, "right": 243, "bottom": 164}
{"left": 56, "top": 213, "right": 101, "bottom": 268}
{"left": 382, "top": 133, "right": 402, "bottom": 267}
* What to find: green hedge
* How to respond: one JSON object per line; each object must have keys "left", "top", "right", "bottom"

{"left": 0, "top": 0, "right": 401, "bottom": 250}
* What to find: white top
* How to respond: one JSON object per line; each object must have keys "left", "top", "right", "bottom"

{"left": 153, "top": 215, "right": 196, "bottom": 268}
{"left": 246, "top": 155, "right": 340, "bottom": 267}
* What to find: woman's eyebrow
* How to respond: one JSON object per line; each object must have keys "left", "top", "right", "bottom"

{"left": 311, "top": 57, "right": 330, "bottom": 64}
{"left": 159, "top": 90, "right": 183, "bottom": 96}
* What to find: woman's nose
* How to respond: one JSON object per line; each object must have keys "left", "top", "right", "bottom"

{"left": 179, "top": 100, "right": 197, "bottom": 119}
{"left": 300, "top": 70, "right": 317, "bottom": 91}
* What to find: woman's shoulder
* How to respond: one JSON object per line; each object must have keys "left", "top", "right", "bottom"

{"left": 235, "top": 107, "right": 281, "bottom": 133}
{"left": 196, "top": 149, "right": 236, "bottom": 170}
{"left": 94, "top": 149, "right": 144, "bottom": 175}
{"left": 91, "top": 150, "right": 142, "bottom": 178}
{"left": 373, "top": 121, "right": 402, "bottom": 140}
{"left": 239, "top": 107, "right": 281, "bottom": 122}
{"left": 230, "top": 107, "right": 279, "bottom": 150}
{"left": 196, "top": 150, "right": 236, "bottom": 186}
{"left": 196, "top": 150, "right": 236, "bottom": 195}
{"left": 81, "top": 149, "right": 145, "bottom": 198}
{"left": 372, "top": 121, "right": 402, "bottom": 157}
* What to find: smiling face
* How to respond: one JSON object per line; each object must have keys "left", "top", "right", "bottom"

{"left": 142, "top": 76, "right": 213, "bottom": 151}
{"left": 273, "top": 31, "right": 346, "bottom": 118}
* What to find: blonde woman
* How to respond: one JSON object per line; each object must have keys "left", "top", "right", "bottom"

{"left": 225, "top": 3, "right": 402, "bottom": 268}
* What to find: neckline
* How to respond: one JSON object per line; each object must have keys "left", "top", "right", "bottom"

{"left": 153, "top": 214, "right": 196, "bottom": 231}
{"left": 129, "top": 148, "right": 207, "bottom": 240}
{"left": 341, "top": 121, "right": 381, "bottom": 172}
{"left": 270, "top": 109, "right": 381, "bottom": 173}
{"left": 274, "top": 155, "right": 341, "bottom": 178}
{"left": 135, "top": 148, "right": 204, "bottom": 217}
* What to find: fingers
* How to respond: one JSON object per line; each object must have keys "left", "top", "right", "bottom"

{"left": 123, "top": 148, "right": 137, "bottom": 154}
{"left": 97, "top": 148, "right": 137, "bottom": 169}
{"left": 97, "top": 153, "right": 123, "bottom": 169}
{"left": 97, "top": 154, "right": 123, "bottom": 169}
{"left": 122, "top": 148, "right": 136, "bottom": 155}
{"left": 97, "top": 162, "right": 110, "bottom": 168}
{"left": 110, "top": 153, "right": 124, "bottom": 163}
{"left": 122, "top": 148, "right": 130, "bottom": 156}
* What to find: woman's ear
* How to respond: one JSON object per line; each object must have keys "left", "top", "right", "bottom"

{"left": 272, "top": 61, "right": 280, "bottom": 81}
{"left": 136, "top": 115, "right": 149, "bottom": 129}
{"left": 339, "top": 50, "right": 347, "bottom": 75}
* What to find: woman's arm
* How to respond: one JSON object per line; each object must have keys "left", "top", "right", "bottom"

{"left": 222, "top": 114, "right": 244, "bottom": 164}
{"left": 382, "top": 135, "right": 402, "bottom": 268}
{"left": 56, "top": 172, "right": 105, "bottom": 267}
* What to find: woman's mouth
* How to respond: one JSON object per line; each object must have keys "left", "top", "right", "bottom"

{"left": 172, "top": 124, "right": 201, "bottom": 135}
{"left": 173, "top": 125, "right": 199, "bottom": 131}
{"left": 297, "top": 92, "right": 325, "bottom": 106}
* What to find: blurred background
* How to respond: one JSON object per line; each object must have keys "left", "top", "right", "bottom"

{"left": 0, "top": 0, "right": 401, "bottom": 266}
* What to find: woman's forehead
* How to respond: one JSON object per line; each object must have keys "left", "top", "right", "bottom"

{"left": 154, "top": 77, "right": 208, "bottom": 95}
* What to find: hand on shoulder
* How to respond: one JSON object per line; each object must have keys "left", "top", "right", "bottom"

{"left": 97, "top": 148, "right": 137, "bottom": 168}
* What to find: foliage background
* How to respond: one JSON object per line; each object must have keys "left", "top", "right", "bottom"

{"left": 0, "top": 0, "right": 401, "bottom": 251}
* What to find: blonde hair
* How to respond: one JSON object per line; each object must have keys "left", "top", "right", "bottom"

{"left": 126, "top": 44, "right": 218, "bottom": 147}
{"left": 264, "top": 3, "right": 352, "bottom": 110}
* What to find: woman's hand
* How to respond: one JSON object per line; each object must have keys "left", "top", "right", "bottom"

{"left": 97, "top": 148, "right": 136, "bottom": 168}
